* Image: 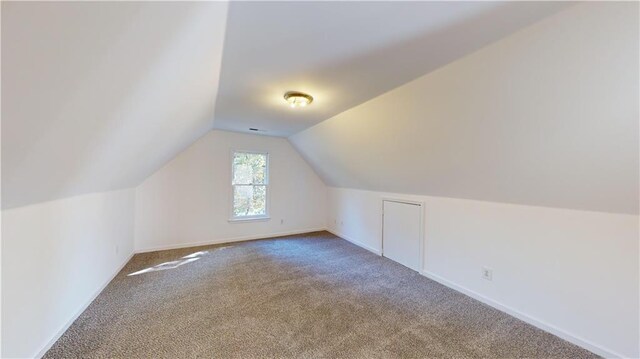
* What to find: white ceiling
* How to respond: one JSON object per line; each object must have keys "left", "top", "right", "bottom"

{"left": 1, "top": 2, "right": 228, "bottom": 209}
{"left": 213, "top": 1, "right": 571, "bottom": 137}
{"left": 7, "top": 1, "right": 625, "bottom": 214}
{"left": 290, "top": 3, "right": 639, "bottom": 215}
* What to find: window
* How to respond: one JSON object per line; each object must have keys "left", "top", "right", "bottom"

{"left": 231, "top": 151, "right": 269, "bottom": 221}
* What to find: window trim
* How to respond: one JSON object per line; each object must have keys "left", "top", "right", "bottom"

{"left": 229, "top": 149, "right": 270, "bottom": 222}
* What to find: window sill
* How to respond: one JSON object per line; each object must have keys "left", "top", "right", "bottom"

{"left": 228, "top": 216, "right": 271, "bottom": 223}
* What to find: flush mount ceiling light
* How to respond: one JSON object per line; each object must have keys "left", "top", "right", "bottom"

{"left": 284, "top": 91, "right": 313, "bottom": 108}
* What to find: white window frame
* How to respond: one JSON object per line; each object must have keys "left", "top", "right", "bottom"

{"left": 229, "top": 150, "right": 270, "bottom": 222}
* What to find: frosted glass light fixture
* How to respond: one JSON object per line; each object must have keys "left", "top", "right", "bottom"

{"left": 284, "top": 91, "right": 313, "bottom": 108}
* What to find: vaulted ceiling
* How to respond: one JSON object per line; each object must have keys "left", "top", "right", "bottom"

{"left": 213, "top": 1, "right": 569, "bottom": 137}
{"left": 2, "top": 2, "right": 228, "bottom": 209}
{"left": 290, "top": 2, "right": 639, "bottom": 215}
{"left": 3, "top": 2, "right": 636, "bottom": 215}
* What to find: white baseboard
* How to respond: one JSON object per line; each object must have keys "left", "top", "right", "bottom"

{"left": 134, "top": 228, "right": 327, "bottom": 254}
{"left": 331, "top": 229, "right": 618, "bottom": 358}
{"left": 35, "top": 252, "right": 135, "bottom": 359}
{"left": 326, "top": 228, "right": 382, "bottom": 256}
{"left": 33, "top": 233, "right": 619, "bottom": 358}
{"left": 421, "top": 270, "right": 621, "bottom": 359}
{"left": 34, "top": 230, "right": 325, "bottom": 357}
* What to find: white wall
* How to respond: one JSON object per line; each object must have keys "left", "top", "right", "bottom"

{"left": 326, "top": 187, "right": 639, "bottom": 358}
{"left": 291, "top": 2, "right": 639, "bottom": 215}
{"left": 291, "top": 6, "right": 639, "bottom": 354}
{"left": 1, "top": 189, "right": 136, "bottom": 358}
{"left": 135, "top": 130, "right": 327, "bottom": 252}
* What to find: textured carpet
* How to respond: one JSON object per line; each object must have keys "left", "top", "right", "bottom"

{"left": 44, "top": 231, "right": 598, "bottom": 358}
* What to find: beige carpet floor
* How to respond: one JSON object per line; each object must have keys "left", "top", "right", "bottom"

{"left": 44, "top": 231, "right": 598, "bottom": 358}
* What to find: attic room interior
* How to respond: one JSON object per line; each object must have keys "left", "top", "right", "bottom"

{"left": 1, "top": 1, "right": 638, "bottom": 358}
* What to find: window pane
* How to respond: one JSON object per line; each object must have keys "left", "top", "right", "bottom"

{"left": 233, "top": 185, "right": 266, "bottom": 217}
{"left": 233, "top": 152, "right": 267, "bottom": 185}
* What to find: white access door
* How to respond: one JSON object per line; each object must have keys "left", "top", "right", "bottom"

{"left": 382, "top": 200, "right": 422, "bottom": 272}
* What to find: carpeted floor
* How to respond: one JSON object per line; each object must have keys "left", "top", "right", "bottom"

{"left": 45, "top": 231, "right": 598, "bottom": 358}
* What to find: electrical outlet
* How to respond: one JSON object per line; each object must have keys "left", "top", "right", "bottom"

{"left": 482, "top": 266, "right": 493, "bottom": 281}
{"left": 280, "top": 219, "right": 284, "bottom": 225}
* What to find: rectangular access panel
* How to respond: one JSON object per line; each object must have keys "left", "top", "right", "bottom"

{"left": 382, "top": 200, "right": 422, "bottom": 272}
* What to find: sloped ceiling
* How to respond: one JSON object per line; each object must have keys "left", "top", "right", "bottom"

{"left": 1, "top": 2, "right": 228, "bottom": 209}
{"left": 213, "top": 1, "right": 570, "bottom": 137}
{"left": 290, "top": 3, "right": 639, "bottom": 215}
{"left": 4, "top": 2, "right": 635, "bottom": 215}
